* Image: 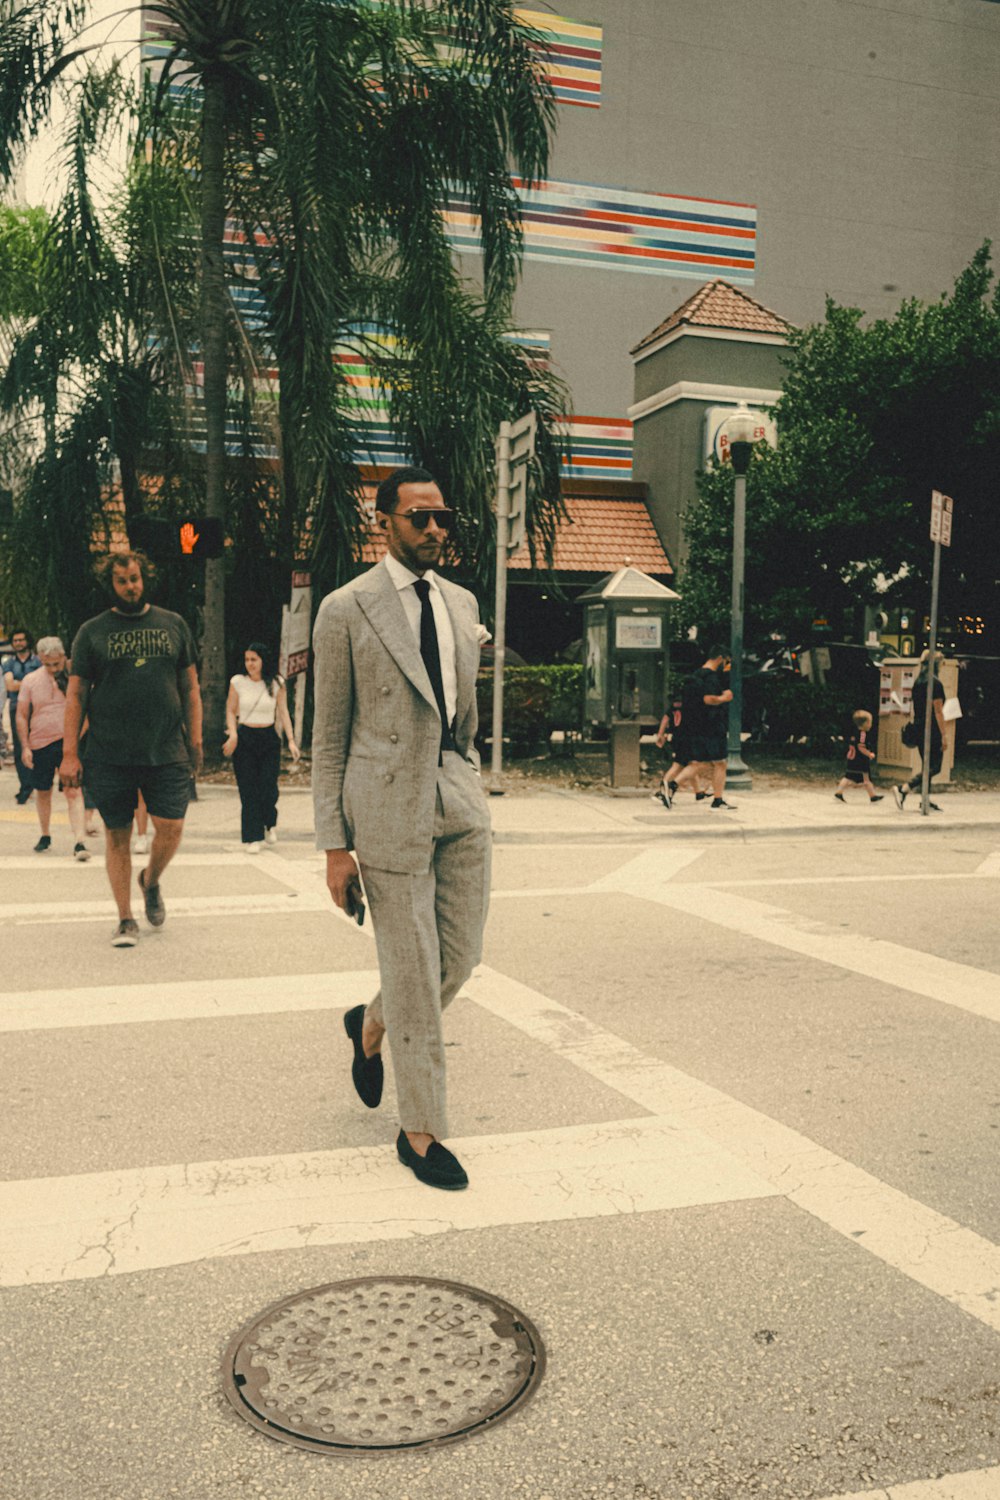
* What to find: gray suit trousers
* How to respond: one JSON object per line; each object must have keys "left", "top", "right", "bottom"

{"left": 361, "top": 751, "right": 492, "bottom": 1140}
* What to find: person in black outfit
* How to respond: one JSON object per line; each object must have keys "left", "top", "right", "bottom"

{"left": 673, "top": 646, "right": 737, "bottom": 809}
{"left": 894, "top": 649, "right": 947, "bottom": 811}
{"left": 223, "top": 641, "right": 300, "bottom": 851}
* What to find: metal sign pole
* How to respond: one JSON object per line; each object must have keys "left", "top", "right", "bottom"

{"left": 491, "top": 422, "right": 512, "bottom": 785}
{"left": 920, "top": 537, "right": 941, "bottom": 817}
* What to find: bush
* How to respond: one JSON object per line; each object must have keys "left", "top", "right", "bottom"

{"left": 750, "top": 674, "right": 859, "bottom": 748}
{"left": 476, "top": 665, "right": 583, "bottom": 753}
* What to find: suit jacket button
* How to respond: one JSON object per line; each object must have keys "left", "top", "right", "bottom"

{"left": 389, "top": 734, "right": 398, "bottom": 744}
{"left": 380, "top": 686, "right": 390, "bottom": 695}
{"left": 385, "top": 773, "right": 394, "bottom": 783}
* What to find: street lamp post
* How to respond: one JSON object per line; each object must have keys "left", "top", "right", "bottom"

{"left": 722, "top": 402, "right": 760, "bottom": 791}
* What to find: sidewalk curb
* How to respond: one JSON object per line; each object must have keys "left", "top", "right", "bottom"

{"left": 492, "top": 817, "right": 1000, "bottom": 846}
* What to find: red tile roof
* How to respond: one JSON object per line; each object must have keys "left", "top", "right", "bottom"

{"left": 509, "top": 495, "right": 672, "bottom": 575}
{"left": 631, "top": 277, "right": 792, "bottom": 355}
{"left": 360, "top": 491, "right": 672, "bottom": 576}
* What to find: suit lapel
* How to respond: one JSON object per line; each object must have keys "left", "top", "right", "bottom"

{"left": 355, "top": 561, "right": 438, "bottom": 714}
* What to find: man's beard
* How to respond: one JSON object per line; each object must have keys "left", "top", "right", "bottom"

{"left": 114, "top": 596, "right": 146, "bottom": 615}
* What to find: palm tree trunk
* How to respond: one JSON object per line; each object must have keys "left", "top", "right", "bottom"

{"left": 199, "top": 66, "right": 228, "bottom": 756}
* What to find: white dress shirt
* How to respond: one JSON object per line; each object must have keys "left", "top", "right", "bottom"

{"left": 384, "top": 553, "right": 458, "bottom": 727}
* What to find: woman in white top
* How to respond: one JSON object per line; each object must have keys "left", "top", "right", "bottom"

{"left": 223, "top": 641, "right": 300, "bottom": 851}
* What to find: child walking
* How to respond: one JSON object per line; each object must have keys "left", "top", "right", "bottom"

{"left": 835, "top": 709, "right": 883, "bottom": 803}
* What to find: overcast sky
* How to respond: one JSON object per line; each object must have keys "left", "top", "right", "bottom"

{"left": 20, "top": 0, "right": 137, "bottom": 207}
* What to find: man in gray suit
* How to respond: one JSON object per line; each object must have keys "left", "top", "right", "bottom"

{"left": 312, "top": 467, "right": 492, "bottom": 1190}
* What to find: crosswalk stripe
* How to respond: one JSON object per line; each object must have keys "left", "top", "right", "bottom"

{"left": 0, "top": 852, "right": 251, "bottom": 871}
{"left": 467, "top": 966, "right": 1000, "bottom": 1338}
{"left": 0, "top": 970, "right": 380, "bottom": 1032}
{"left": 0, "top": 891, "right": 330, "bottom": 924}
{"left": 0, "top": 1115, "right": 777, "bottom": 1288}
{"left": 820, "top": 1466, "right": 1000, "bottom": 1500}
{"left": 600, "top": 848, "right": 1000, "bottom": 1027}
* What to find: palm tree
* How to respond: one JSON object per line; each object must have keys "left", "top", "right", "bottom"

{"left": 0, "top": 70, "right": 203, "bottom": 637}
{"left": 0, "top": 0, "right": 564, "bottom": 742}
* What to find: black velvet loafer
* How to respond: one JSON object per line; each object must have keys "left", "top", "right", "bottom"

{"left": 396, "top": 1130, "right": 469, "bottom": 1191}
{"left": 343, "top": 1004, "right": 383, "bottom": 1108}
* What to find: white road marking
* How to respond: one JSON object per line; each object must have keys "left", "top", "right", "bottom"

{"left": 600, "top": 848, "right": 1000, "bottom": 1027}
{"left": 974, "top": 849, "right": 1000, "bottom": 877}
{"left": 588, "top": 842, "right": 705, "bottom": 887}
{"left": 0, "top": 970, "right": 380, "bottom": 1033}
{"left": 0, "top": 852, "right": 251, "bottom": 871}
{"left": 0, "top": 891, "right": 330, "bottom": 924}
{"left": 821, "top": 1467, "right": 1000, "bottom": 1500}
{"left": 0, "top": 1115, "right": 777, "bottom": 1288}
{"left": 701, "top": 870, "right": 1000, "bottom": 887}
{"left": 467, "top": 966, "right": 1000, "bottom": 1338}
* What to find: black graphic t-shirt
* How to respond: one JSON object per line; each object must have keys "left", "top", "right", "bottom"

{"left": 70, "top": 606, "right": 197, "bottom": 765}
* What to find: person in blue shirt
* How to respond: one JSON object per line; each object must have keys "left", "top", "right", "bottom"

{"left": 3, "top": 628, "right": 42, "bottom": 803}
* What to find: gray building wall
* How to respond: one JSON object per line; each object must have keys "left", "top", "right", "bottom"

{"left": 633, "top": 337, "right": 789, "bottom": 407}
{"left": 508, "top": 0, "right": 1000, "bottom": 420}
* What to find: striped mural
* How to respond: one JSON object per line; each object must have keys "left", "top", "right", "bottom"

{"left": 179, "top": 315, "right": 632, "bottom": 480}
{"left": 561, "top": 417, "right": 633, "bottom": 480}
{"left": 334, "top": 328, "right": 555, "bottom": 470}
{"left": 143, "top": 8, "right": 600, "bottom": 109}
{"left": 447, "top": 178, "right": 757, "bottom": 282}
{"left": 515, "top": 9, "right": 603, "bottom": 108}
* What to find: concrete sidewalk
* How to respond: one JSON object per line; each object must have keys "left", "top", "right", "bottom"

{"left": 484, "top": 783, "right": 1000, "bottom": 843}
{"left": 180, "top": 779, "right": 1000, "bottom": 847}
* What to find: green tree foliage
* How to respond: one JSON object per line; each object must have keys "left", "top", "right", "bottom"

{"left": 681, "top": 245, "right": 1000, "bottom": 643}
{"left": 0, "top": 1, "right": 566, "bottom": 747}
{"left": 0, "top": 202, "right": 47, "bottom": 320}
{"left": 0, "top": 74, "right": 202, "bottom": 639}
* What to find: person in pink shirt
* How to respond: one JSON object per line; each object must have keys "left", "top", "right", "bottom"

{"left": 16, "top": 637, "right": 90, "bottom": 859}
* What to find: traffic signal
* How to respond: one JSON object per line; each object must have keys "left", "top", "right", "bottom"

{"left": 128, "top": 515, "right": 225, "bottom": 559}
{"left": 177, "top": 517, "right": 224, "bottom": 558}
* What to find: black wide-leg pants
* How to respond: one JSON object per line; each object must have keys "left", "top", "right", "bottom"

{"left": 232, "top": 725, "right": 281, "bottom": 843}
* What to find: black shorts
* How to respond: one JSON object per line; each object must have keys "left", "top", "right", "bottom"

{"left": 690, "top": 734, "right": 727, "bottom": 763}
{"left": 843, "top": 769, "right": 866, "bottom": 784}
{"left": 30, "top": 739, "right": 64, "bottom": 792}
{"left": 83, "top": 760, "right": 192, "bottom": 829}
{"left": 668, "top": 739, "right": 693, "bottom": 767}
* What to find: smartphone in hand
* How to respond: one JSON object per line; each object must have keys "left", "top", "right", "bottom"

{"left": 345, "top": 876, "right": 366, "bottom": 927}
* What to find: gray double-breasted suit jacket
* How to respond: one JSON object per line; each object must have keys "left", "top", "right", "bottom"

{"left": 312, "top": 558, "right": 483, "bottom": 873}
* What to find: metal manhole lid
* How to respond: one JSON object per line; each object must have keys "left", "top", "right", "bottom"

{"left": 222, "top": 1275, "right": 546, "bottom": 1455}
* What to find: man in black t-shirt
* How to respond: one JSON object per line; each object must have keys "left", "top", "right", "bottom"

{"left": 673, "top": 645, "right": 737, "bottom": 809}
{"left": 60, "top": 552, "right": 203, "bottom": 947}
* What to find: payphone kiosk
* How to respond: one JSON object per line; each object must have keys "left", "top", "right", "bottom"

{"left": 578, "top": 566, "right": 680, "bottom": 786}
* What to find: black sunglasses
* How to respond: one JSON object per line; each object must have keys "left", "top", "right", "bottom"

{"left": 396, "top": 507, "right": 455, "bottom": 532}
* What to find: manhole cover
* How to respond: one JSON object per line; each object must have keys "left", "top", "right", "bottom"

{"left": 222, "top": 1276, "right": 546, "bottom": 1454}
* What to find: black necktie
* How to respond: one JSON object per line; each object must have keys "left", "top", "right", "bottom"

{"left": 413, "top": 578, "right": 456, "bottom": 755}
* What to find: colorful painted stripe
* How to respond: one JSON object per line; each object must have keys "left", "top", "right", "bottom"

{"left": 143, "top": 6, "right": 600, "bottom": 107}
{"left": 447, "top": 178, "right": 757, "bottom": 282}
{"left": 515, "top": 9, "right": 602, "bottom": 108}
{"left": 561, "top": 417, "right": 633, "bottom": 480}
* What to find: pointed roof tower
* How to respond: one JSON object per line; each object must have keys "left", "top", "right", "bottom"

{"left": 630, "top": 278, "right": 793, "bottom": 358}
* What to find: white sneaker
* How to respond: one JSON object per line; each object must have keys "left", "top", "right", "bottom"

{"left": 134, "top": 834, "right": 149, "bottom": 854}
{"left": 244, "top": 841, "right": 262, "bottom": 854}
{"left": 265, "top": 827, "right": 277, "bottom": 845}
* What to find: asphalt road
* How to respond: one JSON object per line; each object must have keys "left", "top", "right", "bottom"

{"left": 2, "top": 785, "right": 1000, "bottom": 1500}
